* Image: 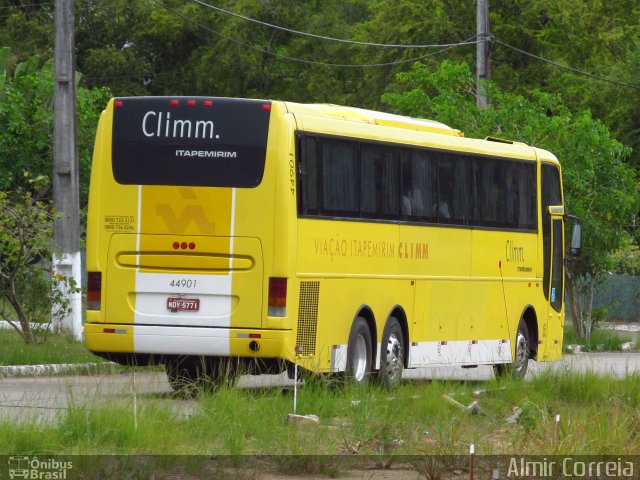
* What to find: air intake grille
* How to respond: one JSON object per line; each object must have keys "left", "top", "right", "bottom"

{"left": 296, "top": 281, "right": 319, "bottom": 357}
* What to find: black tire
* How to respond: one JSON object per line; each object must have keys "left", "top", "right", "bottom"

{"left": 378, "top": 316, "right": 404, "bottom": 389}
{"left": 494, "top": 318, "right": 530, "bottom": 380}
{"left": 345, "top": 317, "right": 373, "bottom": 386}
{"left": 165, "top": 357, "right": 201, "bottom": 397}
{"left": 165, "top": 356, "right": 237, "bottom": 396}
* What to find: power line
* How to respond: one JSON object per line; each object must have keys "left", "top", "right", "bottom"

{"left": 151, "top": 0, "right": 478, "bottom": 69}
{"left": 494, "top": 38, "right": 640, "bottom": 91}
{"left": 0, "top": 1, "right": 52, "bottom": 10}
{"left": 83, "top": 2, "right": 639, "bottom": 92}
{"left": 189, "top": 0, "right": 476, "bottom": 50}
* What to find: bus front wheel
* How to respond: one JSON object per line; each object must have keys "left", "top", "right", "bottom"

{"left": 378, "top": 316, "right": 404, "bottom": 389}
{"left": 346, "top": 317, "right": 373, "bottom": 386}
{"left": 494, "top": 319, "right": 530, "bottom": 380}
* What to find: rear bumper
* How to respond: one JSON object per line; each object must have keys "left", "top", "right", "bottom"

{"left": 85, "top": 323, "right": 291, "bottom": 359}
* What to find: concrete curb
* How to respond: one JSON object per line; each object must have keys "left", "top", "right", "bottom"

{"left": 0, "top": 362, "right": 119, "bottom": 378}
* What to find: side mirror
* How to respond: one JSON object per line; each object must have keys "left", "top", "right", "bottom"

{"left": 570, "top": 223, "right": 582, "bottom": 258}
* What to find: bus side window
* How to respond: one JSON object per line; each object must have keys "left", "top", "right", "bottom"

{"left": 435, "top": 154, "right": 453, "bottom": 222}
{"left": 320, "top": 138, "right": 359, "bottom": 215}
{"left": 402, "top": 149, "right": 436, "bottom": 222}
{"left": 452, "top": 155, "right": 472, "bottom": 225}
{"left": 476, "top": 157, "right": 507, "bottom": 228}
{"left": 506, "top": 161, "right": 537, "bottom": 230}
{"left": 361, "top": 144, "right": 399, "bottom": 218}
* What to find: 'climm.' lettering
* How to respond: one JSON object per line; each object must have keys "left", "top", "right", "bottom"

{"left": 141, "top": 111, "right": 217, "bottom": 140}
{"left": 398, "top": 241, "right": 429, "bottom": 260}
{"left": 505, "top": 240, "right": 525, "bottom": 262}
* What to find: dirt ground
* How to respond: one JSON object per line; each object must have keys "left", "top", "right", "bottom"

{"left": 156, "top": 459, "right": 488, "bottom": 480}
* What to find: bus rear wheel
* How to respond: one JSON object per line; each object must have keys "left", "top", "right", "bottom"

{"left": 165, "top": 356, "right": 237, "bottom": 395}
{"left": 494, "top": 319, "right": 530, "bottom": 380}
{"left": 165, "top": 357, "right": 201, "bottom": 396}
{"left": 378, "top": 316, "right": 404, "bottom": 389}
{"left": 346, "top": 317, "right": 372, "bottom": 386}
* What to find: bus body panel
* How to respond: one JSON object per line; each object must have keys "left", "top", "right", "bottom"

{"left": 86, "top": 97, "right": 566, "bottom": 374}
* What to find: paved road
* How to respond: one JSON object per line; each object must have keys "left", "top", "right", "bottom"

{"left": 1, "top": 352, "right": 639, "bottom": 422}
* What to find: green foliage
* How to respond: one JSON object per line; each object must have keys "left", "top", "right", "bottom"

{"left": 0, "top": 3, "right": 53, "bottom": 61}
{"left": 0, "top": 174, "right": 79, "bottom": 343}
{"left": 74, "top": 0, "right": 367, "bottom": 104}
{"left": 611, "top": 237, "right": 640, "bottom": 275}
{"left": 0, "top": 54, "right": 50, "bottom": 194}
{"left": 0, "top": 48, "right": 110, "bottom": 209}
{"left": 0, "top": 0, "right": 638, "bottom": 165}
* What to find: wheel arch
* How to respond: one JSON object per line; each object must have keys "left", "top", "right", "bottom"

{"left": 520, "top": 305, "right": 538, "bottom": 360}
{"left": 386, "top": 305, "right": 410, "bottom": 368}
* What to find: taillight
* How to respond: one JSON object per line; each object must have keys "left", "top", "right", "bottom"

{"left": 268, "top": 277, "right": 287, "bottom": 317}
{"left": 87, "top": 272, "right": 102, "bottom": 311}
{"left": 172, "top": 241, "right": 196, "bottom": 250}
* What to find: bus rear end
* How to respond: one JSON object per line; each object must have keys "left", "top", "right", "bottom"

{"left": 85, "top": 97, "right": 290, "bottom": 387}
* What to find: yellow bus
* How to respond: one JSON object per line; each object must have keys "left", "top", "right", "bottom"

{"left": 85, "top": 97, "right": 579, "bottom": 390}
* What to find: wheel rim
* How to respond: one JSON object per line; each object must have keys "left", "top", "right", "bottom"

{"left": 384, "top": 333, "right": 403, "bottom": 380}
{"left": 351, "top": 334, "right": 368, "bottom": 382}
{"left": 513, "top": 330, "right": 528, "bottom": 374}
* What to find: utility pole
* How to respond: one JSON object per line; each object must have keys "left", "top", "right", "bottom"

{"left": 476, "top": 0, "right": 490, "bottom": 109}
{"left": 54, "top": 0, "right": 82, "bottom": 340}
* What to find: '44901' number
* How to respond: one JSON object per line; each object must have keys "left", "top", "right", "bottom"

{"left": 169, "top": 279, "right": 197, "bottom": 289}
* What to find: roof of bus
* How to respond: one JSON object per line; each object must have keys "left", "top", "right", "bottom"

{"left": 282, "top": 101, "right": 463, "bottom": 137}
{"left": 281, "top": 100, "right": 560, "bottom": 166}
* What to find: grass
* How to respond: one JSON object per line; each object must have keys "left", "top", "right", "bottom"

{"left": 0, "top": 328, "right": 107, "bottom": 366}
{"left": 1, "top": 371, "right": 639, "bottom": 459}
{"left": 1, "top": 370, "right": 639, "bottom": 478}
{"left": 563, "top": 325, "right": 634, "bottom": 352}
{"left": 1, "top": 325, "right": 638, "bottom": 475}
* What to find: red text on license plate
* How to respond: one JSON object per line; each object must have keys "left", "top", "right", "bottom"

{"left": 167, "top": 297, "right": 200, "bottom": 312}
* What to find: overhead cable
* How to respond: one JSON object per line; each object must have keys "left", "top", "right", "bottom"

{"left": 152, "top": 0, "right": 478, "bottom": 68}
{"left": 189, "top": 0, "right": 477, "bottom": 50}
{"left": 494, "top": 38, "right": 640, "bottom": 91}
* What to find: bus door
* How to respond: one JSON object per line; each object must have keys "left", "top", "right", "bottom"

{"left": 541, "top": 163, "right": 564, "bottom": 359}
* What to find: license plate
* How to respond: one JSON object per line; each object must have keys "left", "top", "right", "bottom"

{"left": 167, "top": 297, "right": 200, "bottom": 312}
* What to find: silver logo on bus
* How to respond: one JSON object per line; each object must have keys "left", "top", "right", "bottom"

{"left": 142, "top": 111, "right": 218, "bottom": 140}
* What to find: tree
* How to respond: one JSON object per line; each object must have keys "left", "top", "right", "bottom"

{"left": 0, "top": 175, "right": 78, "bottom": 344}
{"left": 0, "top": 48, "right": 108, "bottom": 343}
{"left": 382, "top": 61, "right": 639, "bottom": 339}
